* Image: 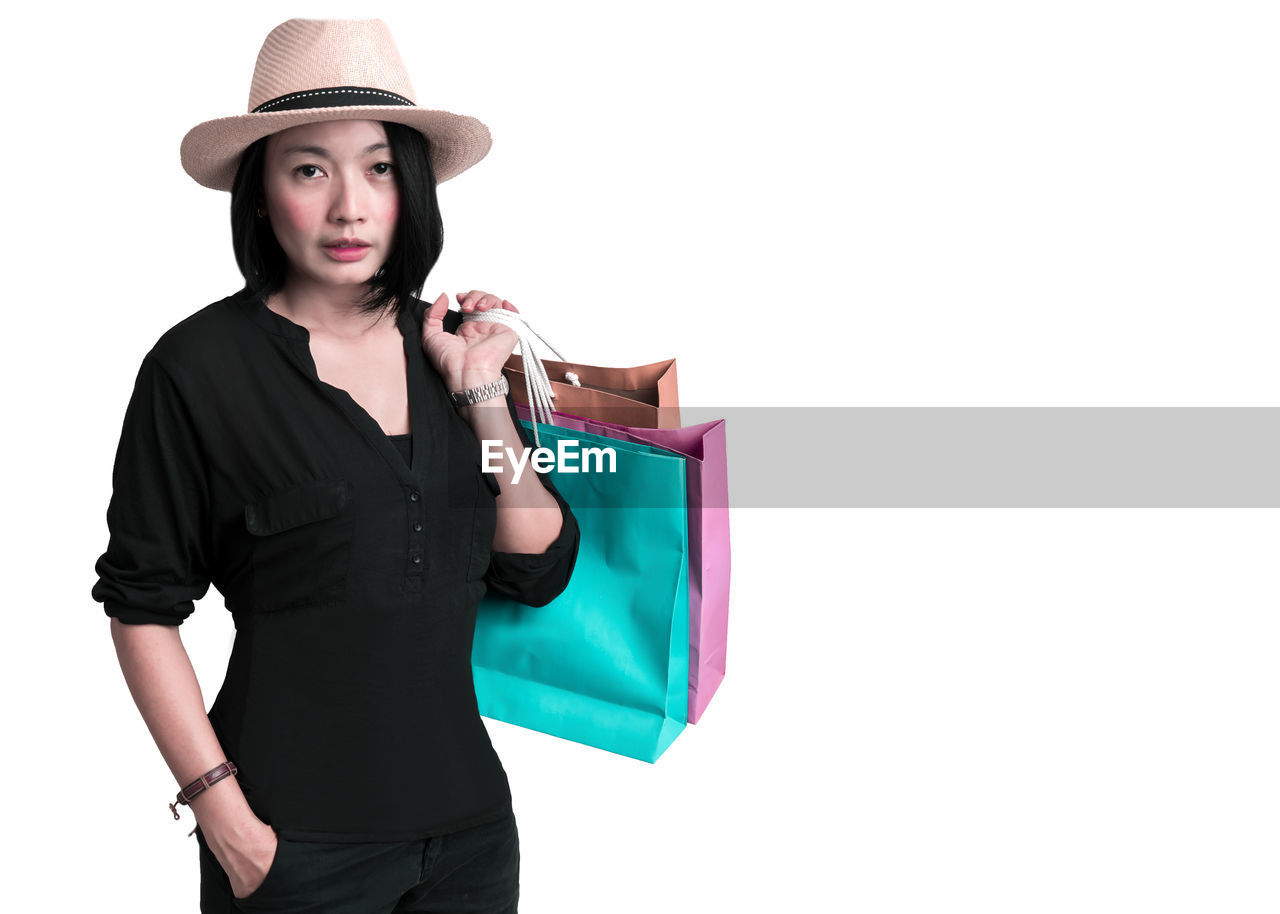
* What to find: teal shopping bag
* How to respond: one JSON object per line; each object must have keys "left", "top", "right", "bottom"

{"left": 472, "top": 420, "right": 690, "bottom": 763}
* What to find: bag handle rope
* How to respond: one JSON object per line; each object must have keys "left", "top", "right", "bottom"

{"left": 459, "top": 308, "right": 576, "bottom": 448}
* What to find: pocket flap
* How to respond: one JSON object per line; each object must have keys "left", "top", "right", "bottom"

{"left": 244, "top": 480, "right": 350, "bottom": 536}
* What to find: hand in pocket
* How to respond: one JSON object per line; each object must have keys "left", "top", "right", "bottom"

{"left": 223, "top": 823, "right": 280, "bottom": 901}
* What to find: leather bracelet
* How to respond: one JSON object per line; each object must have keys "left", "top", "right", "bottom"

{"left": 169, "top": 761, "right": 238, "bottom": 821}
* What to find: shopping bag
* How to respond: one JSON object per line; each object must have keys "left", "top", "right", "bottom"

{"left": 472, "top": 420, "right": 691, "bottom": 763}
{"left": 502, "top": 354, "right": 680, "bottom": 429}
{"left": 516, "top": 404, "right": 731, "bottom": 724}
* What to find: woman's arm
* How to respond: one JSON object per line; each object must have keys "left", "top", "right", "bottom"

{"left": 422, "top": 291, "right": 566, "bottom": 553}
{"left": 457, "top": 375, "right": 563, "bottom": 554}
{"left": 109, "top": 619, "right": 277, "bottom": 899}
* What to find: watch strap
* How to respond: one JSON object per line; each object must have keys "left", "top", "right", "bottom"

{"left": 450, "top": 374, "right": 510, "bottom": 407}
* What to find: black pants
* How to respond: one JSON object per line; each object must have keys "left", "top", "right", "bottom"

{"left": 196, "top": 810, "right": 519, "bottom": 913}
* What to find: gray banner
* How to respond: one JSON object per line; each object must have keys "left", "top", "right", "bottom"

{"left": 668, "top": 407, "right": 1280, "bottom": 507}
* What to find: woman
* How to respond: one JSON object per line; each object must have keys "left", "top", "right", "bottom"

{"left": 91, "top": 18, "right": 578, "bottom": 913}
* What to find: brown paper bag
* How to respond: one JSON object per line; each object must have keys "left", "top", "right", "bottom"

{"left": 502, "top": 355, "right": 680, "bottom": 429}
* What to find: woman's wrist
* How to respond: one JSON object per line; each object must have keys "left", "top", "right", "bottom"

{"left": 449, "top": 371, "right": 508, "bottom": 411}
{"left": 188, "top": 775, "right": 265, "bottom": 850}
{"left": 170, "top": 761, "right": 237, "bottom": 820}
{"left": 450, "top": 368, "right": 505, "bottom": 391}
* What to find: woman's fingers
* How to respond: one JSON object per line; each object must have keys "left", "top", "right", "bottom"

{"left": 456, "top": 290, "right": 508, "bottom": 313}
{"left": 426, "top": 292, "right": 448, "bottom": 324}
{"left": 422, "top": 292, "right": 449, "bottom": 343}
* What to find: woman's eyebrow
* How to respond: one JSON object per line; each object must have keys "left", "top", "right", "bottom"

{"left": 280, "top": 142, "right": 391, "bottom": 158}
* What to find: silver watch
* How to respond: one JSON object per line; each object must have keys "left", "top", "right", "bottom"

{"left": 449, "top": 374, "right": 510, "bottom": 407}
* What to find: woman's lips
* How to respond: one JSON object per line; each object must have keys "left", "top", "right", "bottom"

{"left": 323, "top": 243, "right": 370, "bottom": 262}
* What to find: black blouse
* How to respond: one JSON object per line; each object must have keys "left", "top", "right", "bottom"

{"left": 91, "top": 288, "right": 579, "bottom": 842}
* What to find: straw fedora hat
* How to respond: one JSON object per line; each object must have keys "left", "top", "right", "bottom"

{"left": 180, "top": 18, "right": 492, "bottom": 192}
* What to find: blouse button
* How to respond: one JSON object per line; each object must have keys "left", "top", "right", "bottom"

{"left": 411, "top": 554, "right": 422, "bottom": 565}
{"left": 409, "top": 490, "right": 420, "bottom": 502}
{"left": 412, "top": 522, "right": 422, "bottom": 532}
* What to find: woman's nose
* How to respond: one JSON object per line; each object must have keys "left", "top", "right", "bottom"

{"left": 330, "top": 171, "right": 367, "bottom": 223}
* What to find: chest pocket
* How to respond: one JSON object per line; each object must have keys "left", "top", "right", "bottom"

{"left": 244, "top": 479, "right": 354, "bottom": 611}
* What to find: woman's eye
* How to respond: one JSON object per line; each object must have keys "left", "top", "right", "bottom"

{"left": 372, "top": 162, "right": 395, "bottom": 176}
{"left": 295, "top": 164, "right": 323, "bottom": 179}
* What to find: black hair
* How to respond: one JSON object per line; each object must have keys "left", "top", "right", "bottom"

{"left": 229, "top": 120, "right": 443, "bottom": 323}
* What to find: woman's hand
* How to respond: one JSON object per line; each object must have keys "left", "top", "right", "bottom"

{"left": 422, "top": 290, "right": 521, "bottom": 391}
{"left": 213, "top": 819, "right": 280, "bottom": 900}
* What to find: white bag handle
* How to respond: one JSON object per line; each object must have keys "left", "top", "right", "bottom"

{"left": 459, "top": 308, "right": 568, "bottom": 448}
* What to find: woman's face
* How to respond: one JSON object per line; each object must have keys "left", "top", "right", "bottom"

{"left": 261, "top": 119, "right": 399, "bottom": 291}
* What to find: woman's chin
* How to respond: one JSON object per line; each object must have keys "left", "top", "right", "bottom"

{"left": 302, "top": 265, "right": 382, "bottom": 289}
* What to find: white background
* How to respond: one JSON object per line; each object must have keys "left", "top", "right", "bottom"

{"left": 2, "top": 1, "right": 1278, "bottom": 911}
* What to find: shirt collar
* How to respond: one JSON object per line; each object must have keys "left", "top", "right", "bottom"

{"left": 234, "top": 287, "right": 426, "bottom": 343}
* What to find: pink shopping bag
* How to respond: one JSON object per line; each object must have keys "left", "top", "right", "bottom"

{"left": 515, "top": 404, "right": 731, "bottom": 724}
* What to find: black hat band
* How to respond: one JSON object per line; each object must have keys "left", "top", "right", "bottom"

{"left": 252, "top": 86, "right": 415, "bottom": 113}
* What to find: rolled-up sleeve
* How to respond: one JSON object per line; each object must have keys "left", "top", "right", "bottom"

{"left": 482, "top": 389, "right": 581, "bottom": 607}
{"left": 91, "top": 353, "right": 212, "bottom": 625}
